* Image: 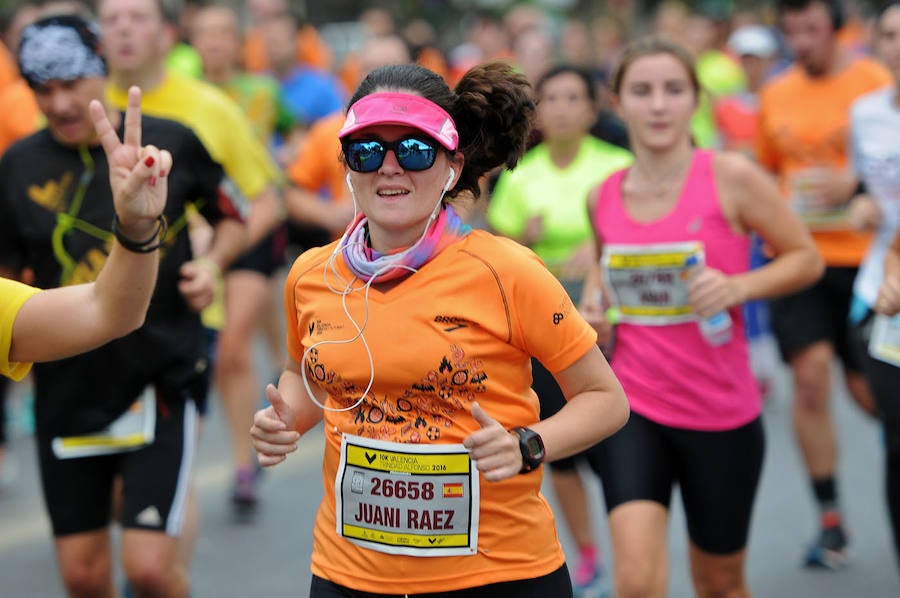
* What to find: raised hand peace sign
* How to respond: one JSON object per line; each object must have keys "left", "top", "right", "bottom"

{"left": 88, "top": 86, "right": 172, "bottom": 237}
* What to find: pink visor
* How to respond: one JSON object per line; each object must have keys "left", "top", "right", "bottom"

{"left": 338, "top": 92, "right": 459, "bottom": 151}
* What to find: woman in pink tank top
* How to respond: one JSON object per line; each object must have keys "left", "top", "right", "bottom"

{"left": 580, "top": 37, "right": 823, "bottom": 597}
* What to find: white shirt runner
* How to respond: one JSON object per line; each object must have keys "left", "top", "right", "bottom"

{"left": 869, "top": 314, "right": 900, "bottom": 368}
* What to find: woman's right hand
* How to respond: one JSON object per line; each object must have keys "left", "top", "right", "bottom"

{"left": 251, "top": 383, "right": 301, "bottom": 467}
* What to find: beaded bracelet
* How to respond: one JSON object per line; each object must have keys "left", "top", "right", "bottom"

{"left": 111, "top": 214, "right": 168, "bottom": 253}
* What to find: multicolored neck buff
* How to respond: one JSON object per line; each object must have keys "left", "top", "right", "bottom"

{"left": 341, "top": 204, "right": 471, "bottom": 283}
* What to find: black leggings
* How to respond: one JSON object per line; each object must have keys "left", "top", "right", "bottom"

{"left": 309, "top": 564, "right": 572, "bottom": 598}
{"left": 850, "top": 313, "right": 900, "bottom": 571}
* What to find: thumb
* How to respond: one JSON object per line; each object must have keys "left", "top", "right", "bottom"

{"left": 471, "top": 402, "right": 497, "bottom": 430}
{"left": 265, "top": 383, "right": 295, "bottom": 427}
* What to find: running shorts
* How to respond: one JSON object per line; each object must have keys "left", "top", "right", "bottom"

{"left": 309, "top": 563, "right": 572, "bottom": 597}
{"left": 769, "top": 266, "right": 861, "bottom": 372}
{"left": 228, "top": 227, "right": 287, "bottom": 278}
{"left": 597, "top": 411, "right": 765, "bottom": 554}
{"left": 37, "top": 398, "right": 198, "bottom": 537}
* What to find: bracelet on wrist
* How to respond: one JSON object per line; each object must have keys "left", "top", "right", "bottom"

{"left": 111, "top": 213, "right": 168, "bottom": 253}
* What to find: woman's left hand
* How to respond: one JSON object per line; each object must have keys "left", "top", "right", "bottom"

{"left": 689, "top": 266, "right": 746, "bottom": 318}
{"left": 90, "top": 86, "right": 172, "bottom": 235}
{"left": 463, "top": 403, "right": 522, "bottom": 482}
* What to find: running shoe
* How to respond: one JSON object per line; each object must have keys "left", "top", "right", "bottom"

{"left": 803, "top": 521, "right": 850, "bottom": 570}
{"left": 573, "top": 554, "right": 612, "bottom": 598}
{"left": 231, "top": 467, "right": 259, "bottom": 519}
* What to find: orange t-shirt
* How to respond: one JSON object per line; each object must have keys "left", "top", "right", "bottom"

{"left": 287, "top": 111, "right": 345, "bottom": 201}
{"left": 756, "top": 58, "right": 891, "bottom": 266}
{"left": 284, "top": 230, "right": 597, "bottom": 593}
{"left": 0, "top": 79, "right": 41, "bottom": 157}
{"left": 241, "top": 23, "right": 331, "bottom": 73}
{"left": 0, "top": 44, "right": 21, "bottom": 91}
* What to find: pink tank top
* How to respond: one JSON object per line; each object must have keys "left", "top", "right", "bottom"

{"left": 593, "top": 150, "right": 760, "bottom": 430}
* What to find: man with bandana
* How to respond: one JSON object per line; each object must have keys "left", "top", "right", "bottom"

{"left": 0, "top": 14, "right": 246, "bottom": 598}
{"left": 98, "top": 0, "right": 287, "bottom": 517}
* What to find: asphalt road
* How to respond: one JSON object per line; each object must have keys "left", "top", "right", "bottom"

{"left": 1, "top": 356, "right": 897, "bottom": 597}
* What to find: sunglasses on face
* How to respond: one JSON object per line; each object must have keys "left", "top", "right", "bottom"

{"left": 342, "top": 136, "right": 440, "bottom": 173}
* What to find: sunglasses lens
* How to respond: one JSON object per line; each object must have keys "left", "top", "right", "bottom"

{"left": 396, "top": 138, "right": 437, "bottom": 171}
{"left": 346, "top": 140, "right": 385, "bottom": 173}
{"left": 344, "top": 137, "right": 439, "bottom": 172}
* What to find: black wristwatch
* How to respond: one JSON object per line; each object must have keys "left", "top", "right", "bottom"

{"left": 510, "top": 427, "right": 545, "bottom": 474}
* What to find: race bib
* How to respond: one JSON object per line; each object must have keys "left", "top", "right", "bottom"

{"left": 52, "top": 387, "right": 156, "bottom": 459}
{"left": 602, "top": 242, "right": 703, "bottom": 325}
{"left": 335, "top": 434, "right": 480, "bottom": 557}
{"left": 789, "top": 169, "right": 850, "bottom": 231}
{"left": 869, "top": 314, "right": 900, "bottom": 368}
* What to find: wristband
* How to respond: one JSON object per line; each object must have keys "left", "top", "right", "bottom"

{"left": 111, "top": 213, "right": 168, "bottom": 253}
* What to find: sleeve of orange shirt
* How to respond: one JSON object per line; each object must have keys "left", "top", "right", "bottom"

{"left": 499, "top": 239, "right": 598, "bottom": 372}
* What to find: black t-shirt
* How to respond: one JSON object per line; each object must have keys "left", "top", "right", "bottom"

{"left": 0, "top": 115, "right": 244, "bottom": 436}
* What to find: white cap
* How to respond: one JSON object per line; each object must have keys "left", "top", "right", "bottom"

{"left": 727, "top": 25, "right": 778, "bottom": 58}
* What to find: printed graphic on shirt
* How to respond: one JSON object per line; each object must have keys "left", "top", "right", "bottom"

{"left": 306, "top": 344, "right": 488, "bottom": 443}
{"left": 28, "top": 171, "right": 72, "bottom": 212}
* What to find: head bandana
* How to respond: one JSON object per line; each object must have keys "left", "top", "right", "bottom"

{"left": 18, "top": 14, "right": 106, "bottom": 88}
{"left": 338, "top": 92, "right": 459, "bottom": 151}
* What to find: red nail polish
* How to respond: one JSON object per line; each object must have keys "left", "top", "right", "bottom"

{"left": 158, "top": 170, "right": 166, "bottom": 177}
{"left": 149, "top": 175, "right": 157, "bottom": 187}
{"left": 144, "top": 156, "right": 155, "bottom": 167}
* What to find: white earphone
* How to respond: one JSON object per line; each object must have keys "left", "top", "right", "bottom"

{"left": 345, "top": 171, "right": 355, "bottom": 194}
{"left": 444, "top": 168, "right": 455, "bottom": 192}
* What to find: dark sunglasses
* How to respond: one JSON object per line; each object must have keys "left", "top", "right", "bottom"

{"left": 342, "top": 136, "right": 440, "bottom": 173}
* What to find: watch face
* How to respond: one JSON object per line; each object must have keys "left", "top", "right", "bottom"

{"left": 526, "top": 436, "right": 543, "bottom": 457}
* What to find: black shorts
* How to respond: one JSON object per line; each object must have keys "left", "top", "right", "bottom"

{"left": 286, "top": 221, "right": 333, "bottom": 253}
{"left": 37, "top": 398, "right": 198, "bottom": 537}
{"left": 228, "top": 227, "right": 287, "bottom": 278}
{"left": 309, "top": 564, "right": 571, "bottom": 597}
{"left": 769, "top": 266, "right": 860, "bottom": 372}
{"left": 533, "top": 358, "right": 601, "bottom": 474}
{"left": 597, "top": 411, "right": 765, "bottom": 554}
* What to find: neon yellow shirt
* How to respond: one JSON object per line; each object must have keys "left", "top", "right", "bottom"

{"left": 107, "top": 71, "right": 283, "bottom": 198}
{"left": 691, "top": 50, "right": 747, "bottom": 149}
{"left": 487, "top": 136, "right": 632, "bottom": 276}
{"left": 0, "top": 278, "right": 40, "bottom": 380}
